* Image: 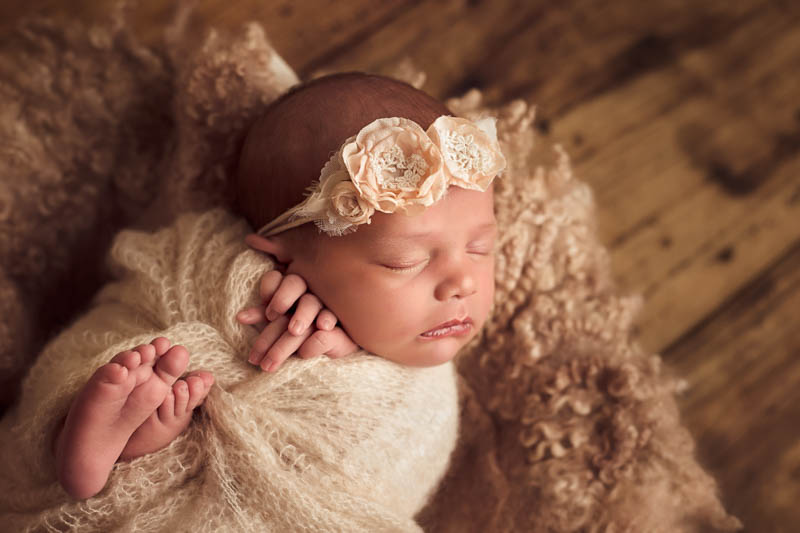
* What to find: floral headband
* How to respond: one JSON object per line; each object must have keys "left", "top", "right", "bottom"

{"left": 256, "top": 114, "right": 507, "bottom": 237}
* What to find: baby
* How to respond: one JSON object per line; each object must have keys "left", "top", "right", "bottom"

{"left": 52, "top": 72, "right": 505, "bottom": 501}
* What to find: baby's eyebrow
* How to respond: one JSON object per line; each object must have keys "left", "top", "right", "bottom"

{"left": 375, "top": 221, "right": 497, "bottom": 244}
{"left": 473, "top": 221, "right": 498, "bottom": 234}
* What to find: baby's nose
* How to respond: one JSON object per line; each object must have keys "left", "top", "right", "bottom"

{"left": 434, "top": 267, "right": 477, "bottom": 301}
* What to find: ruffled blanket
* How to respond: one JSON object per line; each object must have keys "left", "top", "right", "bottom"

{"left": 0, "top": 208, "right": 459, "bottom": 532}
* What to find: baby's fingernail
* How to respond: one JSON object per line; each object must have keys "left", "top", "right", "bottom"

{"left": 266, "top": 308, "right": 278, "bottom": 321}
{"left": 321, "top": 318, "right": 334, "bottom": 330}
{"left": 290, "top": 319, "right": 304, "bottom": 334}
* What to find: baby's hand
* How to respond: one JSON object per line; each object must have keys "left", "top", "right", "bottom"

{"left": 236, "top": 270, "right": 359, "bottom": 372}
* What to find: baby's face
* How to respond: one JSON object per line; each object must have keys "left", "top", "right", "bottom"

{"left": 289, "top": 186, "right": 496, "bottom": 367}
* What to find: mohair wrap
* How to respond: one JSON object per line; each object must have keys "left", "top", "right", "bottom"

{"left": 0, "top": 208, "right": 459, "bottom": 532}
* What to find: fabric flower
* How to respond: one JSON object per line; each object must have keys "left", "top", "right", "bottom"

{"left": 427, "top": 115, "right": 506, "bottom": 191}
{"left": 328, "top": 180, "right": 373, "bottom": 227}
{"left": 342, "top": 117, "right": 448, "bottom": 215}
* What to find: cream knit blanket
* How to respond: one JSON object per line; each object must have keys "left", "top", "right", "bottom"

{"left": 0, "top": 208, "right": 459, "bottom": 532}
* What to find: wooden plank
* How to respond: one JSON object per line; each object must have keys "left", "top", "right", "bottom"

{"left": 619, "top": 151, "right": 799, "bottom": 352}
{"left": 450, "top": 1, "right": 760, "bottom": 110}
{"left": 290, "top": 0, "right": 580, "bottom": 91}
{"left": 544, "top": 7, "right": 800, "bottom": 352}
{"left": 665, "top": 240, "right": 800, "bottom": 531}
{"left": 303, "top": 0, "right": 774, "bottom": 110}
{"left": 0, "top": 0, "right": 413, "bottom": 74}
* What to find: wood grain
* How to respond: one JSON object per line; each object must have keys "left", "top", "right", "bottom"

{"left": 668, "top": 240, "right": 800, "bottom": 532}
{"left": 2, "top": 1, "right": 798, "bottom": 530}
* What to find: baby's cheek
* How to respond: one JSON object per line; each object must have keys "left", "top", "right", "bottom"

{"left": 341, "top": 303, "right": 414, "bottom": 351}
{"left": 478, "top": 264, "right": 495, "bottom": 302}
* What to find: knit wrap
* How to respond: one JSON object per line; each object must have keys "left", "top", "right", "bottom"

{"left": 0, "top": 208, "right": 459, "bottom": 532}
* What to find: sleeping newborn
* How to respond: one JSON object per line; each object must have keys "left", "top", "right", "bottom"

{"left": 4, "top": 72, "right": 505, "bottom": 531}
{"left": 235, "top": 71, "right": 502, "bottom": 370}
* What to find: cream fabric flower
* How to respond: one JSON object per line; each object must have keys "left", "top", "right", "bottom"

{"left": 328, "top": 180, "right": 373, "bottom": 226}
{"left": 342, "top": 117, "right": 448, "bottom": 215}
{"left": 427, "top": 115, "right": 506, "bottom": 191}
{"left": 292, "top": 154, "right": 375, "bottom": 235}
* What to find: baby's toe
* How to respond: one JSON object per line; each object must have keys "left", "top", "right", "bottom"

{"left": 150, "top": 337, "right": 171, "bottom": 357}
{"left": 110, "top": 350, "right": 140, "bottom": 370}
{"left": 184, "top": 372, "right": 213, "bottom": 411}
{"left": 93, "top": 362, "right": 128, "bottom": 386}
{"left": 132, "top": 343, "right": 157, "bottom": 365}
{"left": 154, "top": 345, "right": 190, "bottom": 386}
{"left": 172, "top": 380, "right": 190, "bottom": 415}
{"left": 109, "top": 350, "right": 155, "bottom": 387}
{"left": 82, "top": 362, "right": 143, "bottom": 406}
{"left": 156, "top": 388, "right": 176, "bottom": 421}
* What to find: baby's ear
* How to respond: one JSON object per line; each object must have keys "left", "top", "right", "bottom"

{"left": 245, "top": 234, "right": 293, "bottom": 264}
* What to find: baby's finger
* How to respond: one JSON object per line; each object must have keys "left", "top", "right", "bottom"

{"left": 288, "top": 293, "right": 323, "bottom": 336}
{"left": 265, "top": 274, "right": 307, "bottom": 321}
{"left": 236, "top": 305, "right": 267, "bottom": 326}
{"left": 325, "top": 328, "right": 360, "bottom": 358}
{"left": 262, "top": 328, "right": 313, "bottom": 372}
{"left": 259, "top": 270, "right": 283, "bottom": 304}
{"left": 297, "top": 328, "right": 359, "bottom": 360}
{"left": 315, "top": 309, "right": 338, "bottom": 331}
{"left": 247, "top": 316, "right": 290, "bottom": 366}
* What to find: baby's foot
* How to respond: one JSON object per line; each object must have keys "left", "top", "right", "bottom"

{"left": 55, "top": 337, "right": 188, "bottom": 499}
{"left": 119, "top": 370, "right": 214, "bottom": 460}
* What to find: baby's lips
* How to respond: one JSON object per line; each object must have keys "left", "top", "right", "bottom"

{"left": 422, "top": 316, "right": 473, "bottom": 335}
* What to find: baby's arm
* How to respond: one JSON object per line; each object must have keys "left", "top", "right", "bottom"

{"left": 237, "top": 270, "right": 359, "bottom": 372}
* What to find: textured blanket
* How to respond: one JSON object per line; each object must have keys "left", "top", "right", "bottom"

{"left": 0, "top": 6, "right": 740, "bottom": 532}
{"left": 0, "top": 207, "right": 459, "bottom": 532}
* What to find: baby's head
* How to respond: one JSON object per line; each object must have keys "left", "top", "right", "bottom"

{"left": 235, "top": 72, "right": 500, "bottom": 367}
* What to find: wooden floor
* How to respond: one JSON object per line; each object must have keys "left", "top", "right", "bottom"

{"left": 2, "top": 1, "right": 799, "bottom": 530}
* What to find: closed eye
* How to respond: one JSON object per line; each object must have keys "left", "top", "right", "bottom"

{"left": 382, "top": 260, "right": 428, "bottom": 273}
{"left": 468, "top": 248, "right": 493, "bottom": 256}
{"left": 467, "top": 240, "right": 495, "bottom": 256}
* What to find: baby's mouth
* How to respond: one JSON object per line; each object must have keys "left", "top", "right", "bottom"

{"left": 420, "top": 317, "right": 473, "bottom": 339}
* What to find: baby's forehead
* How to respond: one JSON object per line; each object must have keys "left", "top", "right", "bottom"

{"left": 351, "top": 189, "right": 496, "bottom": 244}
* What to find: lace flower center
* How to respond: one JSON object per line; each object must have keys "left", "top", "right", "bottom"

{"left": 370, "top": 145, "right": 429, "bottom": 189}
{"left": 442, "top": 131, "right": 494, "bottom": 175}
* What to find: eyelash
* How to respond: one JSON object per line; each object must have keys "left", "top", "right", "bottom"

{"left": 383, "top": 247, "right": 493, "bottom": 272}
{"left": 384, "top": 261, "right": 426, "bottom": 273}
{"left": 468, "top": 247, "right": 493, "bottom": 256}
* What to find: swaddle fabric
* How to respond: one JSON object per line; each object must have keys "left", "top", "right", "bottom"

{"left": 0, "top": 208, "right": 459, "bottom": 532}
